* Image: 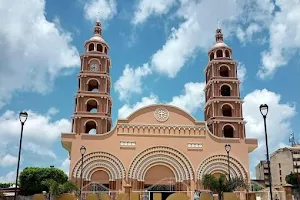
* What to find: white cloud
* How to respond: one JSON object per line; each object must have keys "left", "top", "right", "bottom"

{"left": 237, "top": 62, "right": 247, "bottom": 88}
{"left": 0, "top": 108, "right": 71, "bottom": 160}
{"left": 114, "top": 63, "right": 152, "bottom": 101}
{"left": 84, "top": 0, "right": 117, "bottom": 22}
{"left": 0, "top": 0, "right": 80, "bottom": 109}
{"left": 236, "top": 23, "right": 263, "bottom": 44}
{"left": 118, "top": 82, "right": 205, "bottom": 118}
{"left": 169, "top": 82, "right": 205, "bottom": 113}
{"left": 132, "top": 0, "right": 177, "bottom": 25}
{"left": 0, "top": 154, "right": 18, "bottom": 167}
{"left": 0, "top": 171, "right": 16, "bottom": 183}
{"left": 118, "top": 94, "right": 159, "bottom": 118}
{"left": 258, "top": 0, "right": 300, "bottom": 78}
{"left": 243, "top": 89, "right": 296, "bottom": 177}
{"left": 60, "top": 158, "right": 70, "bottom": 177}
{"left": 134, "top": 0, "right": 300, "bottom": 79}
{"left": 150, "top": 0, "right": 246, "bottom": 78}
{"left": 23, "top": 143, "right": 57, "bottom": 159}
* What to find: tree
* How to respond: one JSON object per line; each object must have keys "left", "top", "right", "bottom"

{"left": 19, "top": 167, "right": 68, "bottom": 196}
{"left": 42, "top": 179, "right": 79, "bottom": 198}
{"left": 202, "top": 174, "right": 248, "bottom": 200}
{"left": 0, "top": 183, "right": 13, "bottom": 188}
{"left": 286, "top": 172, "right": 300, "bottom": 190}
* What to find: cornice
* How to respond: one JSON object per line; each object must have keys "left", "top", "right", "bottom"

{"left": 204, "top": 98, "right": 243, "bottom": 109}
{"left": 78, "top": 73, "right": 111, "bottom": 79}
{"left": 206, "top": 118, "right": 246, "bottom": 124}
{"left": 80, "top": 53, "right": 110, "bottom": 60}
{"left": 204, "top": 78, "right": 240, "bottom": 91}
{"left": 73, "top": 114, "right": 112, "bottom": 120}
{"left": 204, "top": 60, "right": 238, "bottom": 73}
{"left": 116, "top": 123, "right": 207, "bottom": 137}
{"left": 75, "top": 92, "right": 112, "bottom": 100}
{"left": 117, "top": 123, "right": 206, "bottom": 130}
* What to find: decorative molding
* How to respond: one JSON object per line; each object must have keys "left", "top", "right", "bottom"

{"left": 120, "top": 140, "right": 136, "bottom": 149}
{"left": 116, "top": 123, "right": 206, "bottom": 137}
{"left": 187, "top": 142, "right": 203, "bottom": 150}
{"left": 72, "top": 151, "right": 126, "bottom": 181}
{"left": 197, "top": 154, "right": 248, "bottom": 180}
{"left": 154, "top": 108, "right": 169, "bottom": 122}
{"left": 128, "top": 146, "right": 194, "bottom": 181}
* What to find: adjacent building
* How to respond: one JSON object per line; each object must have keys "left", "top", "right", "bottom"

{"left": 255, "top": 160, "right": 270, "bottom": 187}
{"left": 255, "top": 145, "right": 300, "bottom": 186}
{"left": 61, "top": 20, "right": 258, "bottom": 197}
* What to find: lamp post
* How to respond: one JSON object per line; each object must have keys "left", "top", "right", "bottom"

{"left": 14, "top": 111, "right": 28, "bottom": 200}
{"left": 225, "top": 144, "right": 231, "bottom": 181}
{"left": 79, "top": 145, "right": 86, "bottom": 200}
{"left": 260, "top": 104, "right": 273, "bottom": 200}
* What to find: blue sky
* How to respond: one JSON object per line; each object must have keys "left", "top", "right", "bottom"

{"left": 0, "top": 0, "right": 300, "bottom": 182}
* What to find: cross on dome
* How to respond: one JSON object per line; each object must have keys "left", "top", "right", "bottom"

{"left": 93, "top": 20, "right": 102, "bottom": 35}
{"left": 215, "top": 20, "right": 223, "bottom": 43}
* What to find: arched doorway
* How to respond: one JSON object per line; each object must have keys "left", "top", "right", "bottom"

{"left": 90, "top": 169, "right": 110, "bottom": 189}
{"left": 144, "top": 165, "right": 176, "bottom": 200}
{"left": 81, "top": 169, "right": 110, "bottom": 199}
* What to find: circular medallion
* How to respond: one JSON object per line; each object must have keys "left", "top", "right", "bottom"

{"left": 154, "top": 108, "right": 169, "bottom": 122}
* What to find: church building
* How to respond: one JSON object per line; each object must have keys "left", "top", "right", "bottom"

{"left": 61, "top": 21, "right": 258, "bottom": 196}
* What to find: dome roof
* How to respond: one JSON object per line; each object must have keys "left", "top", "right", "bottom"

{"left": 88, "top": 34, "right": 107, "bottom": 44}
{"left": 212, "top": 42, "right": 228, "bottom": 48}
{"left": 210, "top": 28, "right": 231, "bottom": 51}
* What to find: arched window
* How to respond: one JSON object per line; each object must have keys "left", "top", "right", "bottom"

{"left": 86, "top": 99, "right": 98, "bottom": 112}
{"left": 225, "top": 50, "right": 230, "bottom": 58}
{"left": 223, "top": 125, "right": 234, "bottom": 138}
{"left": 221, "top": 85, "right": 231, "bottom": 96}
{"left": 97, "top": 44, "right": 103, "bottom": 52}
{"left": 87, "top": 79, "right": 99, "bottom": 92}
{"left": 88, "top": 43, "right": 94, "bottom": 51}
{"left": 220, "top": 66, "right": 229, "bottom": 77}
{"left": 85, "top": 120, "right": 97, "bottom": 134}
{"left": 206, "top": 89, "right": 210, "bottom": 101}
{"left": 216, "top": 50, "right": 223, "bottom": 58}
{"left": 210, "top": 52, "right": 214, "bottom": 61}
{"left": 222, "top": 104, "right": 232, "bottom": 117}
{"left": 208, "top": 124, "right": 213, "bottom": 134}
{"left": 104, "top": 47, "right": 108, "bottom": 54}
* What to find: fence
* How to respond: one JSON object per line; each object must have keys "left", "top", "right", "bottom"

{"left": 253, "top": 190, "right": 286, "bottom": 200}
{"left": 132, "top": 190, "right": 195, "bottom": 200}
{"left": 81, "top": 191, "right": 121, "bottom": 200}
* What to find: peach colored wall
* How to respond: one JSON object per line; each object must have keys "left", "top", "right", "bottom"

{"left": 62, "top": 104, "right": 257, "bottom": 189}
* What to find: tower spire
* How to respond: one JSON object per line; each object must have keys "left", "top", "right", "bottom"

{"left": 215, "top": 20, "right": 223, "bottom": 43}
{"left": 93, "top": 20, "right": 102, "bottom": 36}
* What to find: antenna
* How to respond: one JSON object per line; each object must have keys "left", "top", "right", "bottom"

{"left": 289, "top": 132, "right": 296, "bottom": 146}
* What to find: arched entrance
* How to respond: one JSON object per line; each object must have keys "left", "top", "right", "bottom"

{"left": 144, "top": 165, "right": 176, "bottom": 200}
{"left": 128, "top": 146, "right": 194, "bottom": 200}
{"left": 90, "top": 169, "right": 110, "bottom": 189}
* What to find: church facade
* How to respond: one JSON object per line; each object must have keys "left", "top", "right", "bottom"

{"left": 61, "top": 21, "right": 258, "bottom": 193}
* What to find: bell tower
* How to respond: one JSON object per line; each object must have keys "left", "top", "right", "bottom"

{"left": 71, "top": 21, "right": 112, "bottom": 135}
{"left": 204, "top": 27, "right": 245, "bottom": 138}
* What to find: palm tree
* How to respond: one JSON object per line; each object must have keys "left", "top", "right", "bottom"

{"left": 201, "top": 174, "right": 248, "bottom": 200}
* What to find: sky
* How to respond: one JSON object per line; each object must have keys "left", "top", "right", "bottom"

{"left": 0, "top": 0, "right": 300, "bottom": 182}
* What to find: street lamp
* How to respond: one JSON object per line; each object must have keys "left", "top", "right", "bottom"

{"left": 14, "top": 111, "right": 28, "bottom": 200}
{"left": 79, "top": 145, "right": 86, "bottom": 200}
{"left": 260, "top": 104, "right": 273, "bottom": 200}
{"left": 225, "top": 144, "right": 231, "bottom": 181}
